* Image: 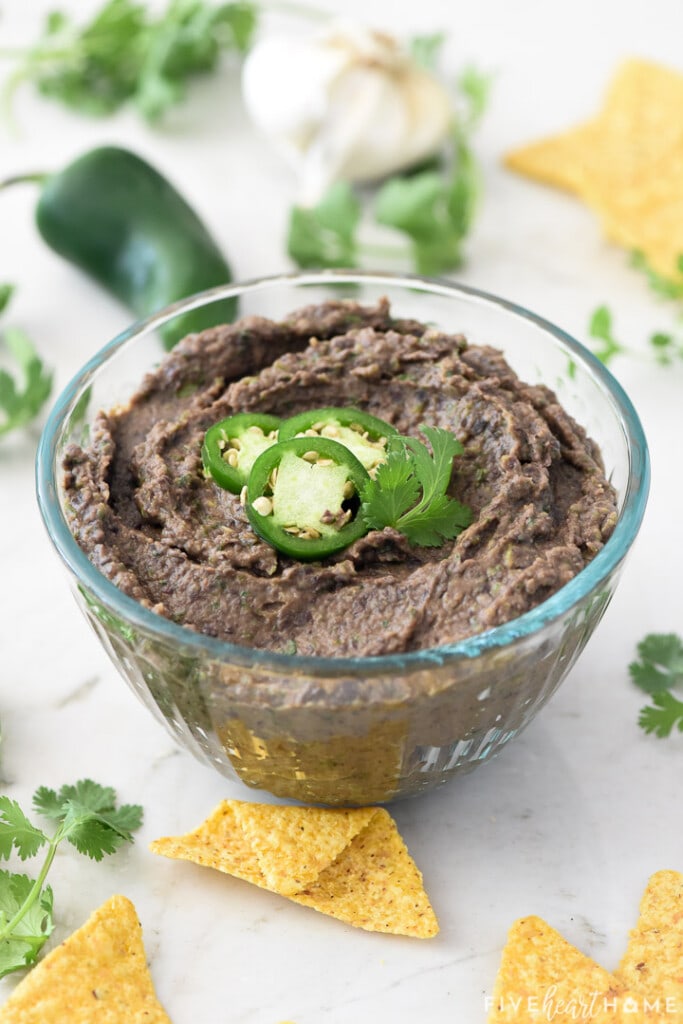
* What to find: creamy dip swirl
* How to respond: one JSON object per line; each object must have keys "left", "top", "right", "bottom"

{"left": 63, "top": 299, "right": 617, "bottom": 657}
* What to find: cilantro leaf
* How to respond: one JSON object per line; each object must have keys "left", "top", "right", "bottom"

{"left": 630, "top": 250, "right": 683, "bottom": 301}
{"left": 374, "top": 67, "right": 489, "bottom": 274}
{"left": 0, "top": 799, "right": 47, "bottom": 862}
{"left": 0, "top": 872, "right": 54, "bottom": 978}
{"left": 361, "top": 426, "right": 472, "bottom": 547}
{"left": 375, "top": 171, "right": 466, "bottom": 274}
{"left": 629, "top": 632, "right": 683, "bottom": 739}
{"left": 60, "top": 807, "right": 130, "bottom": 861}
{"left": 409, "top": 32, "right": 446, "bottom": 71}
{"left": 648, "top": 330, "right": 683, "bottom": 366}
{"left": 134, "top": 0, "right": 258, "bottom": 121}
{"left": 400, "top": 425, "right": 463, "bottom": 502}
{"left": 286, "top": 63, "right": 490, "bottom": 276}
{"left": 638, "top": 692, "right": 683, "bottom": 739}
{"left": 30, "top": 787, "right": 65, "bottom": 821}
{"left": 33, "top": 780, "right": 143, "bottom": 860}
{"left": 457, "top": 66, "right": 492, "bottom": 129}
{"left": 0, "top": 327, "right": 53, "bottom": 438}
{"left": 587, "top": 305, "right": 628, "bottom": 365}
{"left": 0, "top": 780, "right": 142, "bottom": 977}
{"left": 287, "top": 183, "right": 362, "bottom": 269}
{"left": 360, "top": 449, "right": 421, "bottom": 531}
{"left": 629, "top": 633, "right": 683, "bottom": 694}
{"left": 33, "top": 779, "right": 117, "bottom": 818}
{"left": 0, "top": 284, "right": 14, "bottom": 315}
{"left": 5, "top": 0, "right": 258, "bottom": 123}
{"left": 588, "top": 303, "right": 683, "bottom": 368}
{"left": 395, "top": 492, "right": 473, "bottom": 547}
{"left": 59, "top": 798, "right": 143, "bottom": 860}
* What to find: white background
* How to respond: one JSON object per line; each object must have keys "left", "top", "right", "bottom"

{"left": 1, "top": 1, "right": 682, "bottom": 1021}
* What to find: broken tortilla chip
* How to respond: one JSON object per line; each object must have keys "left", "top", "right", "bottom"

{"left": 151, "top": 800, "right": 438, "bottom": 939}
{"left": 616, "top": 870, "right": 683, "bottom": 1005}
{"left": 0, "top": 895, "right": 171, "bottom": 1024}
{"left": 504, "top": 59, "right": 683, "bottom": 282}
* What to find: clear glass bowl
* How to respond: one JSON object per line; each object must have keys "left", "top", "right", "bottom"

{"left": 36, "top": 271, "right": 649, "bottom": 805}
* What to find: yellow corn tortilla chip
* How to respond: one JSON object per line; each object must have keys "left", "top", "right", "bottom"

{"left": 504, "top": 121, "right": 600, "bottom": 194}
{"left": 487, "top": 916, "right": 622, "bottom": 1023}
{"left": 150, "top": 800, "right": 265, "bottom": 887}
{"left": 616, "top": 870, "right": 683, "bottom": 1003}
{"left": 0, "top": 895, "right": 171, "bottom": 1024}
{"left": 291, "top": 808, "right": 438, "bottom": 938}
{"left": 505, "top": 59, "right": 683, "bottom": 283}
{"left": 151, "top": 800, "right": 438, "bottom": 938}
{"left": 231, "top": 802, "right": 375, "bottom": 897}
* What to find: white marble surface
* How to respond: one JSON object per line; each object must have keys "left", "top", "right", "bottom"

{"left": 1, "top": 0, "right": 682, "bottom": 1020}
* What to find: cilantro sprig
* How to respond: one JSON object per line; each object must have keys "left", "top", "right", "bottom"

{"left": 287, "top": 183, "right": 362, "bottom": 269}
{"left": 629, "top": 633, "right": 683, "bottom": 738}
{"left": 287, "top": 65, "right": 491, "bottom": 275}
{"left": 360, "top": 425, "right": 473, "bottom": 547}
{"left": 0, "top": 284, "right": 53, "bottom": 439}
{"left": 2, "top": 0, "right": 257, "bottom": 124}
{"left": 631, "top": 251, "right": 683, "bottom": 302}
{"left": 587, "top": 303, "right": 683, "bottom": 368}
{"left": 588, "top": 250, "right": 683, "bottom": 368}
{"left": 0, "top": 780, "right": 142, "bottom": 978}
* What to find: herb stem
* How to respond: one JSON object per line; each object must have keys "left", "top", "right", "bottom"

{"left": 258, "top": 0, "right": 329, "bottom": 20}
{"left": 0, "top": 835, "right": 58, "bottom": 945}
{"left": 358, "top": 241, "right": 410, "bottom": 260}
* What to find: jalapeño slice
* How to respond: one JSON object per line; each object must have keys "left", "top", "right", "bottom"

{"left": 202, "top": 412, "right": 280, "bottom": 493}
{"left": 246, "top": 437, "right": 371, "bottom": 561}
{"left": 278, "top": 407, "right": 396, "bottom": 476}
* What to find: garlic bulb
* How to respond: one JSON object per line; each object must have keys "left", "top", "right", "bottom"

{"left": 242, "top": 22, "right": 454, "bottom": 204}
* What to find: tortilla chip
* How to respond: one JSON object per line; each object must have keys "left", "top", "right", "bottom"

{"left": 291, "top": 808, "right": 438, "bottom": 938}
{"left": 231, "top": 802, "right": 375, "bottom": 897}
{"left": 150, "top": 800, "right": 265, "bottom": 887}
{"left": 504, "top": 59, "right": 683, "bottom": 283}
{"left": 0, "top": 895, "right": 170, "bottom": 1023}
{"left": 616, "top": 870, "right": 683, "bottom": 1003}
{"left": 487, "top": 916, "right": 622, "bottom": 1022}
{"left": 504, "top": 121, "right": 599, "bottom": 194}
{"left": 151, "top": 800, "right": 438, "bottom": 938}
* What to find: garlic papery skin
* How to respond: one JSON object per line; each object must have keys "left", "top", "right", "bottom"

{"left": 242, "top": 23, "right": 454, "bottom": 204}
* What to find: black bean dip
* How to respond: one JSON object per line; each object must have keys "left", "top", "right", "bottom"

{"left": 63, "top": 299, "right": 618, "bottom": 658}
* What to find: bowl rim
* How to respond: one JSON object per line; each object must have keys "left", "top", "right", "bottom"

{"left": 36, "top": 269, "right": 650, "bottom": 676}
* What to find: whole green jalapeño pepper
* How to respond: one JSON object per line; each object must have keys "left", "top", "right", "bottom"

{"left": 33, "top": 146, "right": 235, "bottom": 349}
{"left": 201, "top": 412, "right": 281, "bottom": 493}
{"left": 278, "top": 406, "right": 396, "bottom": 475}
{"left": 246, "top": 436, "right": 371, "bottom": 561}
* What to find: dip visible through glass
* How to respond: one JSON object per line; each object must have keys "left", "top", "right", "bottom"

{"left": 38, "top": 273, "right": 648, "bottom": 803}
{"left": 61, "top": 297, "right": 617, "bottom": 659}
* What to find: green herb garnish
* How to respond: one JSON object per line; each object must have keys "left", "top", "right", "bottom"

{"left": 287, "top": 182, "right": 361, "bottom": 269}
{"left": 408, "top": 32, "right": 446, "bottom": 72}
{"left": 630, "top": 633, "right": 683, "bottom": 738}
{"left": 0, "top": 286, "right": 53, "bottom": 439}
{"left": 587, "top": 304, "right": 683, "bottom": 367}
{"left": 287, "top": 64, "right": 491, "bottom": 275}
{"left": 0, "top": 284, "right": 14, "bottom": 315}
{"left": 374, "top": 66, "right": 490, "bottom": 274}
{"left": 0, "top": 780, "right": 143, "bottom": 978}
{"left": 588, "top": 305, "right": 627, "bottom": 365}
{"left": 631, "top": 251, "right": 683, "bottom": 302}
{"left": 2, "top": 0, "right": 257, "bottom": 123}
{"left": 360, "top": 425, "right": 473, "bottom": 547}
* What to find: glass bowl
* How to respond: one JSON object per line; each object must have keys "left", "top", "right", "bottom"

{"left": 36, "top": 271, "right": 649, "bottom": 805}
